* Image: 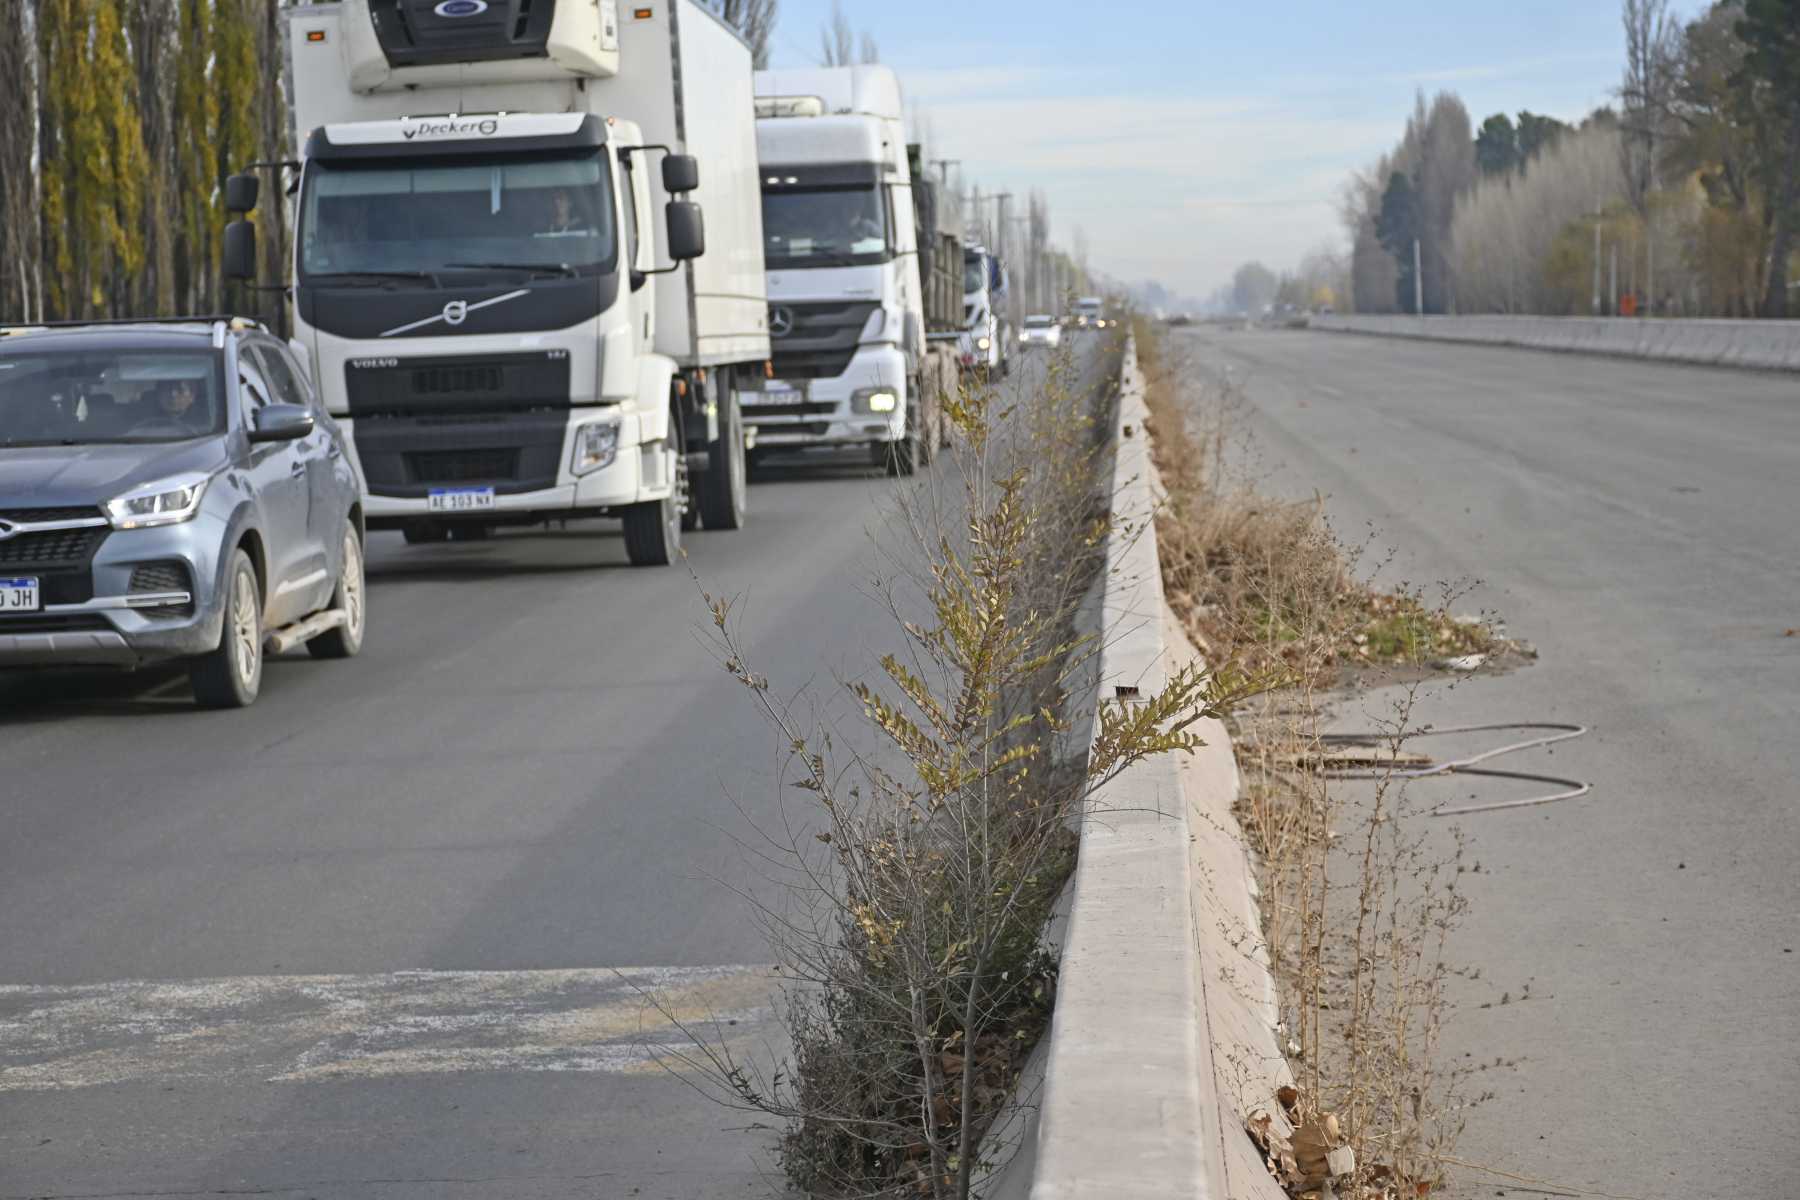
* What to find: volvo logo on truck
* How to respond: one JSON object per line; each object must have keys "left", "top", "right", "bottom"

{"left": 443, "top": 300, "right": 469, "bottom": 326}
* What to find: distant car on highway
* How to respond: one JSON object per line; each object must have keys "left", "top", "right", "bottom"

{"left": 0, "top": 317, "right": 367, "bottom": 707}
{"left": 1019, "top": 314, "right": 1063, "bottom": 349}
{"left": 1072, "top": 296, "right": 1109, "bottom": 330}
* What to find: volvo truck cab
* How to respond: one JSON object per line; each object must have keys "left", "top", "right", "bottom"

{"left": 235, "top": 0, "right": 769, "bottom": 565}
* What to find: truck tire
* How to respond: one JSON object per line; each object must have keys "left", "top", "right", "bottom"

{"left": 696, "top": 383, "right": 747, "bottom": 531}
{"left": 307, "top": 521, "right": 366, "bottom": 660}
{"left": 885, "top": 380, "right": 924, "bottom": 477}
{"left": 189, "top": 549, "right": 263, "bottom": 709}
{"left": 623, "top": 408, "right": 686, "bottom": 566}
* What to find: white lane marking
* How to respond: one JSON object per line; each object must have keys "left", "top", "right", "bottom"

{"left": 1314, "top": 384, "right": 1344, "bottom": 398}
{"left": 0, "top": 966, "right": 776, "bottom": 1091}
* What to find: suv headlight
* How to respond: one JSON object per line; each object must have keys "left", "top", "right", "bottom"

{"left": 106, "top": 472, "right": 211, "bottom": 529}
{"left": 571, "top": 416, "right": 621, "bottom": 476}
{"left": 851, "top": 386, "right": 898, "bottom": 414}
{"left": 975, "top": 335, "right": 992, "bottom": 351}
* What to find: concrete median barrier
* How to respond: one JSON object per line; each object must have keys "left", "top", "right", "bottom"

{"left": 1002, "top": 337, "right": 1289, "bottom": 1200}
{"left": 1310, "top": 313, "right": 1800, "bottom": 372}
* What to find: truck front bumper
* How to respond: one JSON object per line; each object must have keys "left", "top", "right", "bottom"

{"left": 741, "top": 348, "right": 908, "bottom": 449}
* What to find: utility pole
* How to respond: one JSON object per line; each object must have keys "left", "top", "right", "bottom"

{"left": 930, "top": 158, "right": 960, "bottom": 188}
{"left": 1412, "top": 238, "right": 1423, "bottom": 316}
{"left": 1610, "top": 243, "right": 1618, "bottom": 315}
{"left": 1592, "top": 205, "right": 1603, "bottom": 316}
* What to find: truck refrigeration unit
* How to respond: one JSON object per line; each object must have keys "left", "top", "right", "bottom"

{"left": 746, "top": 65, "right": 942, "bottom": 475}
{"left": 228, "top": 0, "right": 769, "bottom": 565}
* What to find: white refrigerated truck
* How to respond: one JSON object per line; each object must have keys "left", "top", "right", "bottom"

{"left": 746, "top": 66, "right": 938, "bottom": 474}
{"left": 232, "top": 0, "right": 769, "bottom": 565}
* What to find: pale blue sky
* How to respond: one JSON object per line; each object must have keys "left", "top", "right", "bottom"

{"left": 763, "top": 0, "right": 1708, "bottom": 299}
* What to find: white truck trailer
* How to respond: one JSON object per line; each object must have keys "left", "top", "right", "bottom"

{"left": 746, "top": 66, "right": 942, "bottom": 474}
{"left": 230, "top": 0, "right": 769, "bottom": 565}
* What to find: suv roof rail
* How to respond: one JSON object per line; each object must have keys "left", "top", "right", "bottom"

{"left": 0, "top": 314, "right": 267, "bottom": 336}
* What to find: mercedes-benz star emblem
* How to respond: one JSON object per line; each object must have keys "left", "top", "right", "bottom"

{"left": 0, "top": 520, "right": 16, "bottom": 543}
{"left": 443, "top": 300, "right": 470, "bottom": 326}
{"left": 769, "top": 306, "right": 794, "bottom": 338}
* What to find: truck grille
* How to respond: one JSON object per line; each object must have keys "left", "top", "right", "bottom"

{"left": 769, "top": 301, "right": 879, "bottom": 380}
{"left": 406, "top": 448, "right": 521, "bottom": 484}
{"left": 743, "top": 401, "right": 837, "bottom": 422}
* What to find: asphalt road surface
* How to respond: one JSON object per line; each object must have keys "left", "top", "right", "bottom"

{"left": 1173, "top": 326, "right": 1798, "bottom": 1199}
{"left": 0, "top": 341, "right": 1108, "bottom": 1199}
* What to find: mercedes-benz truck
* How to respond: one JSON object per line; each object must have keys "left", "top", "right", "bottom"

{"left": 746, "top": 66, "right": 935, "bottom": 474}
{"left": 238, "top": 0, "right": 769, "bottom": 565}
{"left": 960, "top": 243, "right": 1010, "bottom": 378}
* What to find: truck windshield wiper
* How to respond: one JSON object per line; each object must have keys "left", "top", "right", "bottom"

{"left": 443, "top": 261, "right": 579, "bottom": 278}
{"left": 309, "top": 269, "right": 440, "bottom": 288}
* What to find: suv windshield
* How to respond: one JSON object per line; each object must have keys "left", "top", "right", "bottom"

{"left": 761, "top": 185, "right": 890, "bottom": 268}
{"left": 0, "top": 348, "right": 226, "bottom": 446}
{"left": 299, "top": 149, "right": 617, "bottom": 282}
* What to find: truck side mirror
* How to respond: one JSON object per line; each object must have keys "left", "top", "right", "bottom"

{"left": 666, "top": 201, "right": 704, "bottom": 261}
{"left": 223, "top": 220, "right": 258, "bottom": 281}
{"left": 224, "top": 173, "right": 260, "bottom": 214}
{"left": 661, "top": 154, "right": 699, "bottom": 195}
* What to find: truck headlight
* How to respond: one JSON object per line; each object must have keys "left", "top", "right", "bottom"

{"left": 571, "top": 416, "right": 621, "bottom": 476}
{"left": 976, "top": 335, "right": 991, "bottom": 351}
{"left": 106, "top": 472, "right": 211, "bottom": 529}
{"left": 852, "top": 387, "right": 898, "bottom": 414}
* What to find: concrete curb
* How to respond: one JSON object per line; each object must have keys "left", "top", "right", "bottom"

{"left": 1018, "top": 336, "right": 1289, "bottom": 1200}
{"left": 1310, "top": 313, "right": 1800, "bottom": 372}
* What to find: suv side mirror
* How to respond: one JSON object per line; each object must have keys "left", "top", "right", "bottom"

{"left": 661, "top": 154, "right": 699, "bottom": 195}
{"left": 665, "top": 202, "right": 704, "bottom": 261}
{"left": 248, "top": 403, "right": 315, "bottom": 443}
{"left": 223, "top": 220, "right": 257, "bottom": 281}
{"left": 224, "top": 173, "right": 260, "bottom": 214}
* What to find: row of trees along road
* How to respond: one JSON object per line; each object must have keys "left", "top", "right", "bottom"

{"left": 0, "top": 0, "right": 781, "bottom": 325}
{"left": 1325, "top": 0, "right": 1800, "bottom": 319}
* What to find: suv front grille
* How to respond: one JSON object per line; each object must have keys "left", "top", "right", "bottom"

{"left": 0, "top": 506, "right": 105, "bottom": 524}
{"left": 406, "top": 448, "right": 520, "bottom": 484}
{"left": 0, "top": 527, "right": 108, "bottom": 568}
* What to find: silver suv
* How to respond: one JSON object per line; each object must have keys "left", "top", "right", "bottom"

{"left": 0, "top": 318, "right": 367, "bottom": 707}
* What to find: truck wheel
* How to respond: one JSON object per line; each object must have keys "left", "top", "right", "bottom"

{"left": 913, "top": 374, "right": 936, "bottom": 467}
{"left": 307, "top": 522, "right": 366, "bottom": 661}
{"left": 189, "top": 549, "right": 263, "bottom": 709}
{"left": 623, "top": 410, "right": 686, "bottom": 566}
{"left": 886, "top": 395, "right": 922, "bottom": 478}
{"left": 697, "top": 384, "right": 747, "bottom": 531}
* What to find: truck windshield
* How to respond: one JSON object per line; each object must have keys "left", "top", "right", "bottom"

{"left": 761, "top": 186, "right": 890, "bottom": 268}
{"left": 963, "top": 257, "right": 986, "bottom": 294}
{"left": 299, "top": 150, "right": 617, "bottom": 282}
{"left": 0, "top": 349, "right": 226, "bottom": 446}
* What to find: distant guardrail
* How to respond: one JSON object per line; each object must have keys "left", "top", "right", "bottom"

{"left": 1310, "top": 314, "right": 1800, "bottom": 372}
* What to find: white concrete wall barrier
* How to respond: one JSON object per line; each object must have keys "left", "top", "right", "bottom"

{"left": 1018, "top": 337, "right": 1289, "bottom": 1200}
{"left": 1310, "top": 314, "right": 1800, "bottom": 372}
